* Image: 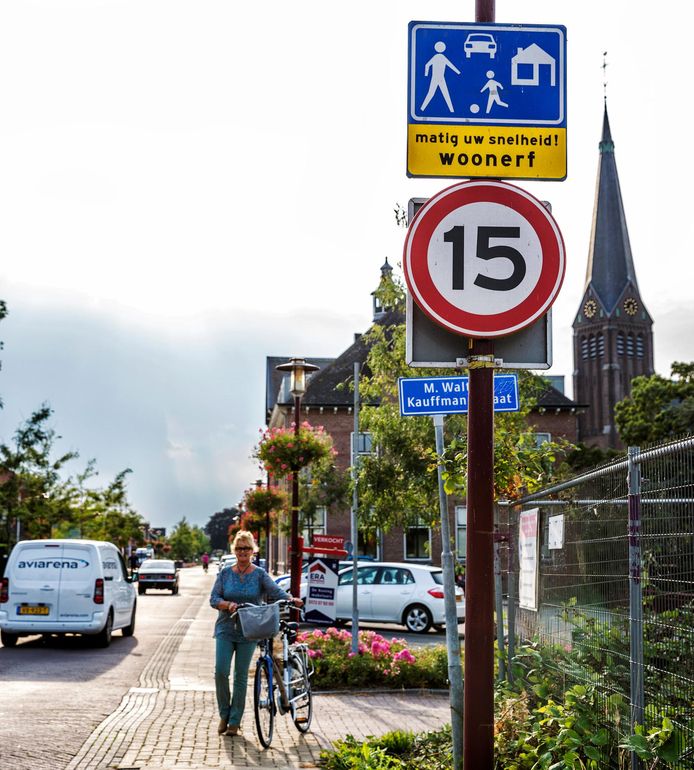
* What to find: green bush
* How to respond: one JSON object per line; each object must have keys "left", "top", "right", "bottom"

{"left": 298, "top": 627, "right": 450, "bottom": 690}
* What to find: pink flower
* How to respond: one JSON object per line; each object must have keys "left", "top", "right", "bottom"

{"left": 393, "top": 649, "right": 416, "bottom": 664}
{"left": 348, "top": 652, "right": 356, "bottom": 658}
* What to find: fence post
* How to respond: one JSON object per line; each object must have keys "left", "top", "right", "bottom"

{"left": 494, "top": 510, "right": 506, "bottom": 681}
{"left": 628, "top": 445, "right": 645, "bottom": 770}
{"left": 506, "top": 506, "right": 516, "bottom": 683}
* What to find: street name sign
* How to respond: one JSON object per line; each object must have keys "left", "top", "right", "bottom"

{"left": 408, "top": 21, "right": 566, "bottom": 180}
{"left": 399, "top": 374, "right": 519, "bottom": 416}
{"left": 403, "top": 180, "right": 565, "bottom": 338}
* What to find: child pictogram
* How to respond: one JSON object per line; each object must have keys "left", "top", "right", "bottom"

{"left": 481, "top": 70, "right": 508, "bottom": 114}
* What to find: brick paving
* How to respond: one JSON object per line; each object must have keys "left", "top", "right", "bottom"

{"left": 65, "top": 593, "right": 451, "bottom": 770}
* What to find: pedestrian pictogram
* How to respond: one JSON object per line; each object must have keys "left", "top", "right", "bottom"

{"left": 407, "top": 21, "right": 567, "bottom": 180}
{"left": 403, "top": 180, "right": 565, "bottom": 338}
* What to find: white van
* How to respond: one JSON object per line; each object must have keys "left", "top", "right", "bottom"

{"left": 0, "top": 539, "right": 137, "bottom": 648}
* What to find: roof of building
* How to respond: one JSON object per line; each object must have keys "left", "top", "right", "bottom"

{"left": 583, "top": 106, "right": 640, "bottom": 312}
{"left": 535, "top": 383, "right": 585, "bottom": 411}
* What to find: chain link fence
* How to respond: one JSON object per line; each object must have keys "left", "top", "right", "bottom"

{"left": 502, "top": 437, "right": 694, "bottom": 769}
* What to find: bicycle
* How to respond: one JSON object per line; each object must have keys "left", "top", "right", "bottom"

{"left": 233, "top": 598, "right": 313, "bottom": 748}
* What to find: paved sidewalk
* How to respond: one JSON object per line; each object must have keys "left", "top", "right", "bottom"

{"left": 67, "top": 592, "right": 451, "bottom": 770}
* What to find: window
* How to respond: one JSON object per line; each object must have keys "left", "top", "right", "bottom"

{"left": 455, "top": 506, "right": 467, "bottom": 561}
{"left": 338, "top": 565, "right": 379, "bottom": 586}
{"left": 636, "top": 334, "right": 644, "bottom": 359}
{"left": 627, "top": 333, "right": 635, "bottom": 357}
{"left": 303, "top": 506, "right": 326, "bottom": 544}
{"left": 405, "top": 519, "right": 431, "bottom": 560}
{"left": 534, "top": 432, "right": 552, "bottom": 447}
{"left": 351, "top": 432, "right": 373, "bottom": 464}
{"left": 597, "top": 333, "right": 605, "bottom": 358}
{"left": 358, "top": 529, "right": 379, "bottom": 560}
{"left": 581, "top": 337, "right": 589, "bottom": 360}
{"left": 617, "top": 332, "right": 625, "bottom": 356}
{"left": 379, "top": 567, "right": 415, "bottom": 585}
{"left": 589, "top": 335, "right": 597, "bottom": 358}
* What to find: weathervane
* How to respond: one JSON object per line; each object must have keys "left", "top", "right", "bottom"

{"left": 602, "top": 51, "right": 608, "bottom": 102}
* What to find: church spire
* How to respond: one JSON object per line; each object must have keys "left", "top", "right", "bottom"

{"left": 573, "top": 103, "right": 654, "bottom": 450}
{"left": 583, "top": 104, "right": 639, "bottom": 311}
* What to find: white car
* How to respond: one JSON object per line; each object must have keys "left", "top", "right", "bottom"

{"left": 217, "top": 553, "right": 237, "bottom": 572}
{"left": 303, "top": 562, "right": 465, "bottom": 634}
{"left": 0, "top": 539, "right": 137, "bottom": 647}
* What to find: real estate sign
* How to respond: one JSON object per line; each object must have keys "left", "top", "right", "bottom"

{"left": 304, "top": 557, "right": 340, "bottom": 625}
{"left": 519, "top": 508, "right": 539, "bottom": 611}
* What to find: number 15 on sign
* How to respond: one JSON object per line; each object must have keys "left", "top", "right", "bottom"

{"left": 403, "top": 180, "right": 565, "bottom": 338}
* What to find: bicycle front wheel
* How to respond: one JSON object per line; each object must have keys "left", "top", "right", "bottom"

{"left": 288, "top": 652, "right": 313, "bottom": 733}
{"left": 253, "top": 658, "right": 274, "bottom": 747}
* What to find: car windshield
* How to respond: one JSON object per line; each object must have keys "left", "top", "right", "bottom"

{"left": 469, "top": 34, "right": 492, "bottom": 42}
{"left": 141, "top": 560, "right": 175, "bottom": 571}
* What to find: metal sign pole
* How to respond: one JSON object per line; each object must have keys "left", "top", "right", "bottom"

{"left": 464, "top": 342, "right": 496, "bottom": 769}
{"left": 350, "top": 362, "right": 360, "bottom": 654}
{"left": 432, "top": 414, "right": 464, "bottom": 770}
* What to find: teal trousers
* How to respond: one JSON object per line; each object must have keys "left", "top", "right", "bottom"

{"left": 214, "top": 637, "right": 257, "bottom": 726}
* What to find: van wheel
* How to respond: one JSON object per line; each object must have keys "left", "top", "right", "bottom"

{"left": 122, "top": 604, "right": 136, "bottom": 637}
{"left": 1, "top": 630, "right": 18, "bottom": 647}
{"left": 95, "top": 612, "right": 113, "bottom": 648}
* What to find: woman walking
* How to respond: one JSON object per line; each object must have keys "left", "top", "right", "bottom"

{"left": 209, "top": 530, "right": 302, "bottom": 736}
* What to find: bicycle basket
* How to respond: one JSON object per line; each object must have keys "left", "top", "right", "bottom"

{"left": 237, "top": 603, "right": 280, "bottom": 640}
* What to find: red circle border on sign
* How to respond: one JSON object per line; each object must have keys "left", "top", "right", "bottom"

{"left": 403, "top": 180, "right": 565, "bottom": 338}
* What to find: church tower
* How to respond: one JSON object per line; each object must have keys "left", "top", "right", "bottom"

{"left": 573, "top": 106, "right": 654, "bottom": 449}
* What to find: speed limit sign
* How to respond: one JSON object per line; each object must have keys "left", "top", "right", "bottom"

{"left": 403, "top": 180, "right": 565, "bottom": 338}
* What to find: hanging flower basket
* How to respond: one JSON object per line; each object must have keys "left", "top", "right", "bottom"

{"left": 255, "top": 422, "right": 335, "bottom": 480}
{"left": 243, "top": 486, "right": 287, "bottom": 516}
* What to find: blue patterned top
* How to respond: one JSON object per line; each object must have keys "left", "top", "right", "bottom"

{"left": 209, "top": 566, "right": 289, "bottom": 641}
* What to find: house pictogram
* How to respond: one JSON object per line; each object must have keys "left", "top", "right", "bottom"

{"left": 511, "top": 44, "right": 556, "bottom": 87}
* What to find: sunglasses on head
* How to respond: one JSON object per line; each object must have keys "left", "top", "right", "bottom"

{"left": 235, "top": 546, "right": 253, "bottom": 552}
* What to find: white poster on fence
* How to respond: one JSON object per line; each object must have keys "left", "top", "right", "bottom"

{"left": 304, "top": 557, "right": 339, "bottom": 625}
{"left": 519, "top": 508, "right": 540, "bottom": 611}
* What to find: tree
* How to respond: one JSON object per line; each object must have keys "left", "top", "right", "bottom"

{"left": 615, "top": 362, "right": 694, "bottom": 445}
{"left": 168, "top": 517, "right": 209, "bottom": 561}
{"left": 0, "top": 405, "right": 78, "bottom": 546}
{"left": 205, "top": 507, "right": 241, "bottom": 551}
{"left": 354, "top": 276, "right": 570, "bottom": 533}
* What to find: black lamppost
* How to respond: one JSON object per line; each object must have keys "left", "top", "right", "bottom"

{"left": 275, "top": 357, "right": 319, "bottom": 619}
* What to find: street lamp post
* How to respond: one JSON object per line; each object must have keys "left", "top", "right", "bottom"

{"left": 275, "top": 357, "right": 319, "bottom": 620}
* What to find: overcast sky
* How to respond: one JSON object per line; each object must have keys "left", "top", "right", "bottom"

{"left": 1, "top": 1, "right": 691, "bottom": 531}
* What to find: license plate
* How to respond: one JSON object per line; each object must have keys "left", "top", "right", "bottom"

{"left": 18, "top": 605, "right": 49, "bottom": 616}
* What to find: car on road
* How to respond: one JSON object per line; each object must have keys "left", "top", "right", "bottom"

{"left": 137, "top": 559, "right": 179, "bottom": 595}
{"left": 302, "top": 562, "right": 465, "bottom": 634}
{"left": 217, "top": 553, "right": 237, "bottom": 572}
{"left": 0, "top": 539, "right": 137, "bottom": 647}
{"left": 464, "top": 32, "right": 497, "bottom": 58}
